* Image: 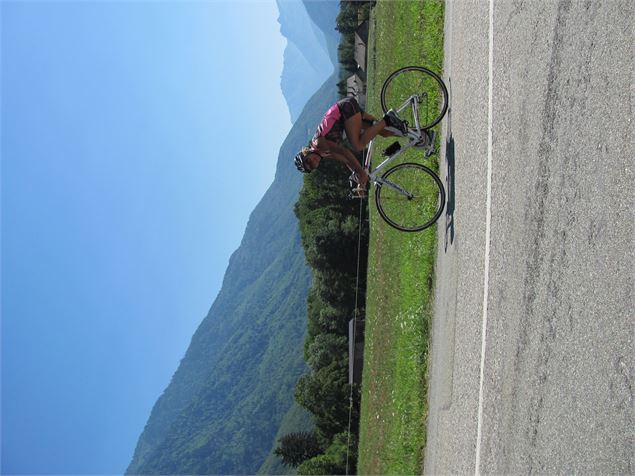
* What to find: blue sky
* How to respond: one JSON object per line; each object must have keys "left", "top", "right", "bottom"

{"left": 1, "top": 1, "right": 294, "bottom": 473}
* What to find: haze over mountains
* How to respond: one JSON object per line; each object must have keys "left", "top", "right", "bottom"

{"left": 278, "top": 0, "right": 339, "bottom": 121}
{"left": 126, "top": 2, "right": 340, "bottom": 474}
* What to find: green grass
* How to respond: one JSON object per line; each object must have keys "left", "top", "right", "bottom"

{"left": 357, "top": 1, "right": 445, "bottom": 474}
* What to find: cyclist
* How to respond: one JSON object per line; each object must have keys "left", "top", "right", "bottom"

{"left": 293, "top": 97, "right": 409, "bottom": 192}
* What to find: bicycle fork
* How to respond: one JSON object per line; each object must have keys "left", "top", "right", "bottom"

{"left": 374, "top": 177, "right": 414, "bottom": 200}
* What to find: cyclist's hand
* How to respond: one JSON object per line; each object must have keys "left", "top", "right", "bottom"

{"left": 357, "top": 169, "right": 369, "bottom": 190}
{"left": 352, "top": 186, "right": 367, "bottom": 198}
{"left": 354, "top": 171, "right": 368, "bottom": 198}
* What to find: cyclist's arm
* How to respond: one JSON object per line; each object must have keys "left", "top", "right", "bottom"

{"left": 319, "top": 140, "right": 368, "bottom": 185}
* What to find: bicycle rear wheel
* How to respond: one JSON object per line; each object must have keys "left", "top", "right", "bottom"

{"left": 380, "top": 66, "right": 449, "bottom": 130}
{"left": 375, "top": 162, "right": 445, "bottom": 232}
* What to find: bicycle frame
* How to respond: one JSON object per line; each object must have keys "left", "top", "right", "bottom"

{"left": 364, "top": 94, "right": 426, "bottom": 185}
{"left": 393, "top": 93, "right": 427, "bottom": 136}
{"left": 353, "top": 65, "right": 448, "bottom": 231}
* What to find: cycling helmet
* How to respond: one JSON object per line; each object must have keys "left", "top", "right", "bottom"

{"left": 294, "top": 151, "right": 310, "bottom": 173}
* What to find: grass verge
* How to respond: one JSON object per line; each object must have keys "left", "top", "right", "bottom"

{"left": 357, "top": 1, "right": 445, "bottom": 474}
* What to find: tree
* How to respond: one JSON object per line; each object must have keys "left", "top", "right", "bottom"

{"left": 274, "top": 432, "right": 323, "bottom": 468}
{"left": 296, "top": 432, "right": 357, "bottom": 475}
{"left": 290, "top": 1, "right": 373, "bottom": 464}
{"left": 295, "top": 363, "right": 352, "bottom": 440}
{"left": 337, "top": 35, "right": 358, "bottom": 73}
{"left": 335, "top": 2, "right": 359, "bottom": 34}
{"left": 306, "top": 333, "right": 347, "bottom": 371}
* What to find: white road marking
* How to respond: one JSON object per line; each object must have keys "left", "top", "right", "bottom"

{"left": 474, "top": 0, "right": 494, "bottom": 474}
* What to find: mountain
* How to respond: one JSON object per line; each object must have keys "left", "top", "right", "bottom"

{"left": 302, "top": 0, "right": 342, "bottom": 65}
{"left": 126, "top": 73, "right": 339, "bottom": 474}
{"left": 277, "top": 0, "right": 340, "bottom": 122}
{"left": 127, "top": 3, "right": 342, "bottom": 472}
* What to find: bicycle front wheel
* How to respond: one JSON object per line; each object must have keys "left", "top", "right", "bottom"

{"left": 380, "top": 66, "right": 449, "bottom": 130}
{"left": 375, "top": 162, "right": 446, "bottom": 232}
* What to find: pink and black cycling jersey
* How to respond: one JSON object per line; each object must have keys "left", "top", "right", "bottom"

{"left": 312, "top": 97, "right": 362, "bottom": 144}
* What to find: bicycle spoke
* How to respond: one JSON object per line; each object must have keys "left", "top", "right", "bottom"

{"left": 381, "top": 66, "right": 448, "bottom": 130}
{"left": 375, "top": 163, "right": 445, "bottom": 232}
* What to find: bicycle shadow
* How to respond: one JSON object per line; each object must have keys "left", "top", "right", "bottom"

{"left": 443, "top": 78, "right": 456, "bottom": 253}
{"left": 444, "top": 134, "right": 456, "bottom": 252}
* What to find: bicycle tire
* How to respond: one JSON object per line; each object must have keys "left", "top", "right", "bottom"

{"left": 380, "top": 66, "right": 449, "bottom": 130}
{"left": 375, "top": 162, "right": 446, "bottom": 232}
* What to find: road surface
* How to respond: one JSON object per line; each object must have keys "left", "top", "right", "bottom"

{"left": 425, "top": 0, "right": 634, "bottom": 474}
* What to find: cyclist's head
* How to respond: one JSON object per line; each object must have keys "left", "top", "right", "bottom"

{"left": 294, "top": 147, "right": 321, "bottom": 173}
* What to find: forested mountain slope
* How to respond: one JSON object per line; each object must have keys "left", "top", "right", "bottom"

{"left": 126, "top": 75, "right": 338, "bottom": 475}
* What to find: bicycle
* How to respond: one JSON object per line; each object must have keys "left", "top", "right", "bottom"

{"left": 350, "top": 66, "right": 449, "bottom": 232}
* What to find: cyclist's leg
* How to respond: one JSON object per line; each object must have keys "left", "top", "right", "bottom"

{"left": 360, "top": 112, "right": 401, "bottom": 142}
{"left": 360, "top": 113, "right": 400, "bottom": 138}
{"left": 361, "top": 127, "right": 400, "bottom": 138}
{"left": 345, "top": 112, "right": 387, "bottom": 152}
{"left": 362, "top": 112, "right": 378, "bottom": 123}
{"left": 340, "top": 98, "right": 386, "bottom": 152}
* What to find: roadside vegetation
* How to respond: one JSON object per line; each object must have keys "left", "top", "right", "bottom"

{"left": 276, "top": 1, "right": 445, "bottom": 474}
{"left": 275, "top": 3, "right": 372, "bottom": 475}
{"left": 358, "top": 1, "right": 444, "bottom": 474}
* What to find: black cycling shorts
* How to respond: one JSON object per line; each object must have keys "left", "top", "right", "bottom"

{"left": 337, "top": 97, "right": 362, "bottom": 120}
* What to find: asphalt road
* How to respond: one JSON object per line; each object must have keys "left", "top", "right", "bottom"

{"left": 425, "top": 1, "right": 634, "bottom": 474}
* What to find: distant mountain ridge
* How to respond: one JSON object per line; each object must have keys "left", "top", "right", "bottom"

{"left": 277, "top": 0, "right": 340, "bottom": 122}
{"left": 126, "top": 3, "right": 341, "bottom": 473}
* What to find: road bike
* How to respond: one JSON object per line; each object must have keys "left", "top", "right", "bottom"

{"left": 351, "top": 66, "right": 449, "bottom": 232}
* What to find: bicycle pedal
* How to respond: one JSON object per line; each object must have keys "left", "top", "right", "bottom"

{"left": 383, "top": 141, "right": 401, "bottom": 156}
